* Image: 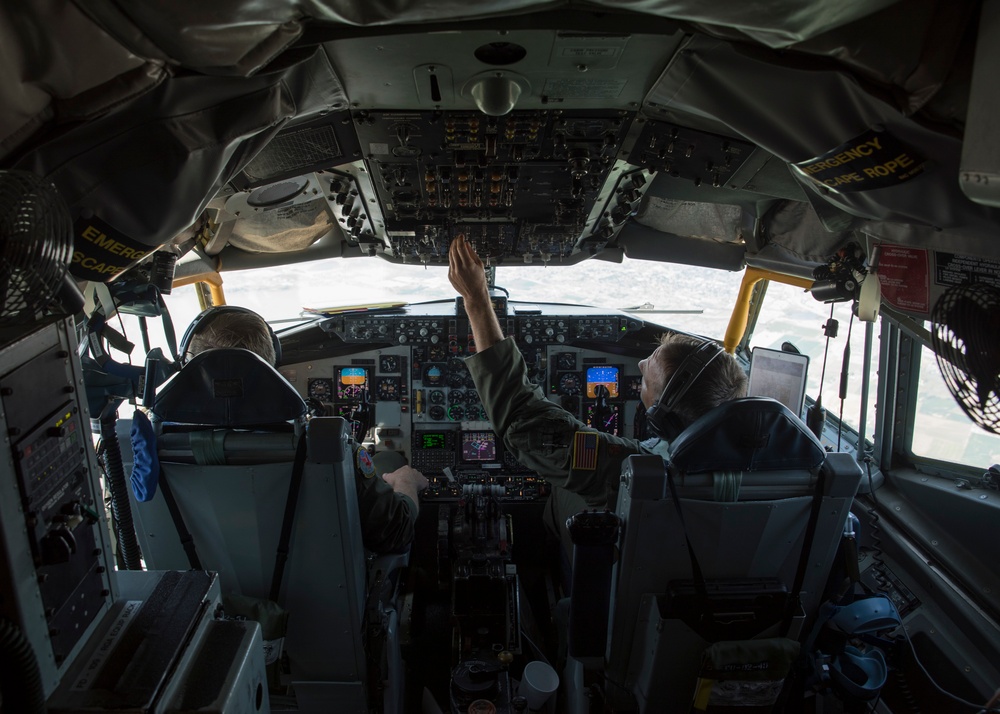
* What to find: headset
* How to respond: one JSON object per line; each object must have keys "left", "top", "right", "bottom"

{"left": 645, "top": 339, "right": 725, "bottom": 440}
{"left": 178, "top": 306, "right": 282, "bottom": 365}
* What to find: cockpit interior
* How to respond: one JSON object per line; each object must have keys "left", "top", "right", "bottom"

{"left": 1, "top": 1, "right": 1000, "bottom": 713}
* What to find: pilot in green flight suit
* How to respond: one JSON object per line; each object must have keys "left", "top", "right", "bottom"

{"left": 447, "top": 237, "right": 748, "bottom": 557}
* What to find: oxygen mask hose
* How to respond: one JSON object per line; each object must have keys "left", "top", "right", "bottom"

{"left": 100, "top": 407, "right": 143, "bottom": 570}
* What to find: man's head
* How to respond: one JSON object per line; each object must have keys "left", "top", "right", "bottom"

{"left": 185, "top": 308, "right": 277, "bottom": 366}
{"left": 639, "top": 333, "right": 748, "bottom": 434}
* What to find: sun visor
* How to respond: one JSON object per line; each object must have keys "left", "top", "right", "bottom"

{"left": 645, "top": 35, "right": 1000, "bottom": 236}
{"left": 14, "top": 47, "right": 347, "bottom": 282}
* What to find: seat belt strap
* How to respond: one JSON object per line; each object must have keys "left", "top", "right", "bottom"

{"left": 782, "top": 467, "right": 827, "bottom": 634}
{"left": 159, "top": 472, "right": 202, "bottom": 570}
{"left": 270, "top": 432, "right": 308, "bottom": 602}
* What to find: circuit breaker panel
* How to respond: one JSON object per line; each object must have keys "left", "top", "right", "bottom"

{"left": 0, "top": 317, "right": 116, "bottom": 695}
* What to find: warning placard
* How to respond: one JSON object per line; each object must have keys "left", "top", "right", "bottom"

{"left": 71, "top": 215, "right": 151, "bottom": 282}
{"left": 935, "top": 252, "right": 1000, "bottom": 290}
{"left": 793, "top": 129, "right": 926, "bottom": 192}
{"left": 877, "top": 245, "right": 930, "bottom": 314}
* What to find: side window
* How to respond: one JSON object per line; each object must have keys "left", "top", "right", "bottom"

{"left": 747, "top": 281, "right": 878, "bottom": 436}
{"left": 911, "top": 344, "right": 1000, "bottom": 469}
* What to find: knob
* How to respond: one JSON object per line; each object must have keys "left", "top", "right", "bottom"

{"left": 556, "top": 334, "right": 566, "bottom": 344}
{"left": 398, "top": 335, "right": 408, "bottom": 344}
{"left": 430, "top": 335, "right": 440, "bottom": 344}
{"left": 524, "top": 335, "right": 533, "bottom": 344}
{"left": 545, "top": 327, "right": 554, "bottom": 337}
{"left": 419, "top": 327, "right": 429, "bottom": 337}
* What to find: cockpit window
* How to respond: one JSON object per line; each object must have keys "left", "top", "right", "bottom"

{"left": 163, "top": 257, "right": 746, "bottom": 338}
{"left": 912, "top": 343, "right": 1000, "bottom": 470}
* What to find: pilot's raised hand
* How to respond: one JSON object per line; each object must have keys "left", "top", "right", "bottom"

{"left": 448, "top": 235, "right": 488, "bottom": 302}
{"left": 449, "top": 236, "right": 505, "bottom": 351}
{"left": 382, "top": 465, "right": 429, "bottom": 509}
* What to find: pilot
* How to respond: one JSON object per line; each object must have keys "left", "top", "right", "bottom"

{"left": 185, "top": 306, "right": 429, "bottom": 553}
{"left": 447, "top": 238, "right": 747, "bottom": 556}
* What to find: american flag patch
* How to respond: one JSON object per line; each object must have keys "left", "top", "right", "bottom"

{"left": 572, "top": 431, "right": 599, "bottom": 470}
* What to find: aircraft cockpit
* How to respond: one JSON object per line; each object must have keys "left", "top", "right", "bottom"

{"left": 2, "top": 2, "right": 1000, "bottom": 713}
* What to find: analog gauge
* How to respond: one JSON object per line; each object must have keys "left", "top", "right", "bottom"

{"left": 465, "top": 404, "right": 484, "bottom": 421}
{"left": 377, "top": 377, "right": 401, "bottom": 401}
{"left": 625, "top": 375, "right": 643, "bottom": 400}
{"left": 429, "top": 390, "right": 445, "bottom": 405}
{"left": 465, "top": 390, "right": 480, "bottom": 405}
{"left": 429, "top": 344, "right": 447, "bottom": 361}
{"left": 558, "top": 373, "right": 582, "bottom": 396}
{"left": 307, "top": 378, "right": 334, "bottom": 401}
{"left": 560, "top": 395, "right": 580, "bottom": 414}
{"left": 448, "top": 404, "right": 465, "bottom": 421}
{"left": 429, "top": 405, "right": 446, "bottom": 421}
{"left": 446, "top": 371, "right": 465, "bottom": 388}
{"left": 423, "top": 364, "right": 443, "bottom": 386}
{"left": 556, "top": 352, "right": 577, "bottom": 371}
{"left": 448, "top": 389, "right": 465, "bottom": 404}
{"left": 379, "top": 355, "right": 400, "bottom": 374}
{"left": 464, "top": 372, "right": 478, "bottom": 389}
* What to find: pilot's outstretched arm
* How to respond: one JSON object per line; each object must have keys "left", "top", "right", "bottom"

{"left": 448, "top": 236, "right": 650, "bottom": 507}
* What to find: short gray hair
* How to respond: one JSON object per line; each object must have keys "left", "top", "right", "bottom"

{"left": 186, "top": 310, "right": 276, "bottom": 366}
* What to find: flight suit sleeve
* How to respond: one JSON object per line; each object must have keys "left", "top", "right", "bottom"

{"left": 466, "top": 336, "right": 647, "bottom": 506}
{"left": 354, "top": 458, "right": 418, "bottom": 554}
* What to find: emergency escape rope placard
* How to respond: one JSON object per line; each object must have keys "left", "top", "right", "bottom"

{"left": 793, "top": 129, "right": 926, "bottom": 192}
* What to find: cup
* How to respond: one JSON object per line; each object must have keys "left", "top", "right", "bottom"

{"left": 519, "top": 661, "right": 559, "bottom": 711}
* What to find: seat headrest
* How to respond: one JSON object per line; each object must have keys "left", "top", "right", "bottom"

{"left": 154, "top": 349, "right": 306, "bottom": 427}
{"left": 668, "top": 397, "right": 825, "bottom": 473}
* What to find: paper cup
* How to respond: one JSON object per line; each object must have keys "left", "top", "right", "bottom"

{"left": 519, "top": 661, "right": 559, "bottom": 711}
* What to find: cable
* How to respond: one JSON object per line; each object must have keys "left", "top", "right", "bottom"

{"left": 863, "top": 454, "right": 890, "bottom": 592}
{"left": 818, "top": 302, "right": 836, "bottom": 394}
{"left": 0, "top": 619, "right": 46, "bottom": 714}
{"left": 897, "top": 624, "right": 998, "bottom": 713}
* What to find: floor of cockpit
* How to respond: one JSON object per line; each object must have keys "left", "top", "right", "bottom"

{"left": 403, "top": 501, "right": 561, "bottom": 712}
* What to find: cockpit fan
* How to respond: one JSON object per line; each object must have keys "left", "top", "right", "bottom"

{"left": 0, "top": 171, "right": 81, "bottom": 325}
{"left": 930, "top": 283, "right": 1000, "bottom": 435}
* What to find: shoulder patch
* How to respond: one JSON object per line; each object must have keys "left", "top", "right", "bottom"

{"left": 572, "top": 431, "right": 599, "bottom": 470}
{"left": 356, "top": 447, "right": 375, "bottom": 478}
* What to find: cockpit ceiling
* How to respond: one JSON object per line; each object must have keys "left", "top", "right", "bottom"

{"left": 3, "top": 0, "right": 996, "bottom": 280}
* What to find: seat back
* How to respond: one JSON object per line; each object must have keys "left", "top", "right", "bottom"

{"left": 128, "top": 350, "right": 371, "bottom": 712}
{"left": 605, "top": 398, "right": 862, "bottom": 712}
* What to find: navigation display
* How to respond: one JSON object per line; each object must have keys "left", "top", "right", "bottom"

{"left": 586, "top": 365, "right": 619, "bottom": 398}
{"left": 461, "top": 431, "right": 497, "bottom": 462}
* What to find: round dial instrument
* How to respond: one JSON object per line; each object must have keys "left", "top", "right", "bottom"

{"left": 429, "top": 390, "right": 445, "bottom": 405}
{"left": 307, "top": 378, "right": 334, "bottom": 401}
{"left": 429, "top": 345, "right": 447, "bottom": 362}
{"left": 448, "top": 404, "right": 465, "bottom": 421}
{"left": 558, "top": 373, "right": 582, "bottom": 396}
{"left": 377, "top": 377, "right": 400, "bottom": 401}
{"left": 429, "top": 405, "right": 446, "bottom": 421}
{"left": 379, "top": 355, "right": 400, "bottom": 373}
{"left": 448, "top": 389, "right": 465, "bottom": 404}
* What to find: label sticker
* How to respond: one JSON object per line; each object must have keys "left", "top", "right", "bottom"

{"left": 793, "top": 130, "right": 926, "bottom": 192}
{"left": 72, "top": 600, "right": 141, "bottom": 691}
{"left": 935, "top": 252, "right": 1000, "bottom": 290}
{"left": 357, "top": 447, "right": 375, "bottom": 478}
{"left": 877, "top": 245, "right": 930, "bottom": 313}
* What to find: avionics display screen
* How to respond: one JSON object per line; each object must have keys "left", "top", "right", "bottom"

{"left": 461, "top": 431, "right": 497, "bottom": 462}
{"left": 418, "top": 432, "right": 447, "bottom": 450}
{"left": 337, "top": 366, "right": 368, "bottom": 400}
{"left": 586, "top": 365, "right": 619, "bottom": 398}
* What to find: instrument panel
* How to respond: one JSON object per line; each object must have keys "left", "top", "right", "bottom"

{"left": 283, "top": 300, "right": 653, "bottom": 501}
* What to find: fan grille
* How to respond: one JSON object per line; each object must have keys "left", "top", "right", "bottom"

{"left": 0, "top": 171, "right": 73, "bottom": 324}
{"left": 930, "top": 283, "right": 1000, "bottom": 435}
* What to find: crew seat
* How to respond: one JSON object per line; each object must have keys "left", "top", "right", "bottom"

{"left": 587, "top": 397, "right": 862, "bottom": 712}
{"left": 125, "top": 348, "right": 394, "bottom": 713}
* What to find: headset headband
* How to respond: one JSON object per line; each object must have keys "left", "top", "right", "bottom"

{"left": 178, "top": 306, "right": 281, "bottom": 365}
